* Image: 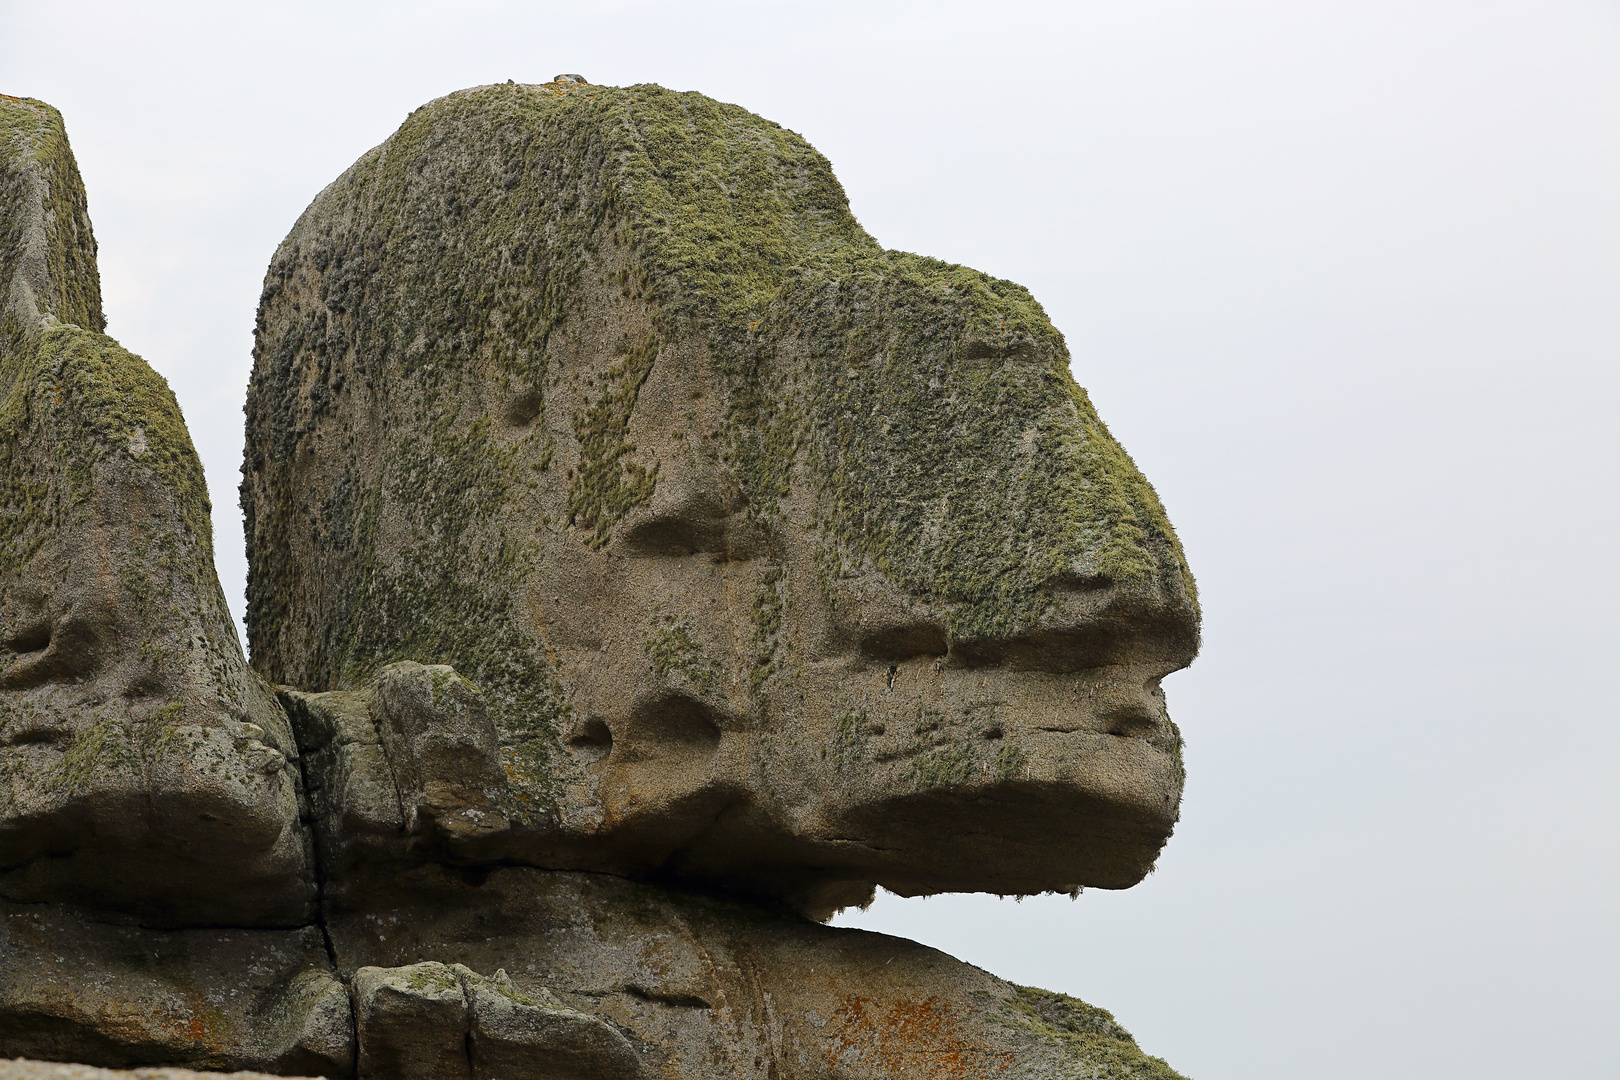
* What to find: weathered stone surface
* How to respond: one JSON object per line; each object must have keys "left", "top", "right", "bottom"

{"left": 0, "top": 902, "right": 350, "bottom": 1075}
{"left": 0, "top": 84, "right": 1199, "bottom": 1079}
{"left": 0, "top": 95, "right": 312, "bottom": 926}
{"left": 323, "top": 866, "right": 1183, "bottom": 1080}
{"left": 0, "top": 1062, "right": 323, "bottom": 1080}
{"left": 242, "top": 77, "right": 1199, "bottom": 920}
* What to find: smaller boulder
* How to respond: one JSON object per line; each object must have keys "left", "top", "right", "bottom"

{"left": 373, "top": 662, "right": 510, "bottom": 850}
{"left": 462, "top": 966, "right": 644, "bottom": 1080}
{"left": 353, "top": 963, "right": 471, "bottom": 1080}
{"left": 353, "top": 962, "right": 645, "bottom": 1080}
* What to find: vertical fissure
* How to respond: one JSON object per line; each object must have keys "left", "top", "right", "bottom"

{"left": 291, "top": 740, "right": 339, "bottom": 971}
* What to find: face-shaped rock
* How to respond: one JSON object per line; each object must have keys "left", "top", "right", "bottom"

{"left": 245, "top": 81, "right": 1198, "bottom": 916}
{"left": 0, "top": 95, "right": 311, "bottom": 925}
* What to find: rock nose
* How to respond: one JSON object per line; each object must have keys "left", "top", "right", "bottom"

{"left": 945, "top": 576, "right": 1199, "bottom": 677}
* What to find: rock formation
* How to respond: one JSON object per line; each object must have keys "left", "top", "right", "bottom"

{"left": 0, "top": 95, "right": 310, "bottom": 927}
{"left": 243, "top": 76, "right": 1198, "bottom": 920}
{"left": 0, "top": 81, "right": 1198, "bottom": 1079}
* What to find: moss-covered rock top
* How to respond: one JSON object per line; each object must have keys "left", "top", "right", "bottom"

{"left": 1, "top": 325, "right": 217, "bottom": 574}
{"left": 1005, "top": 986, "right": 1188, "bottom": 1079}
{"left": 248, "top": 78, "right": 1195, "bottom": 686}
{"left": 0, "top": 96, "right": 211, "bottom": 607}
{"left": 0, "top": 94, "right": 103, "bottom": 360}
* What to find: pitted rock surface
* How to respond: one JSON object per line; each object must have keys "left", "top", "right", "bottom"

{"left": 0, "top": 81, "right": 1196, "bottom": 1079}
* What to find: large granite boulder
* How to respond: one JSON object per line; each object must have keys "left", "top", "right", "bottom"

{"left": 0, "top": 94, "right": 312, "bottom": 927}
{"left": 1, "top": 83, "right": 1198, "bottom": 1079}
{"left": 242, "top": 77, "right": 1199, "bottom": 920}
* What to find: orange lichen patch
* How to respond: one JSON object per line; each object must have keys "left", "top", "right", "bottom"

{"left": 150, "top": 979, "right": 230, "bottom": 1057}
{"left": 22, "top": 984, "right": 160, "bottom": 1050}
{"left": 11, "top": 979, "right": 223, "bottom": 1062}
{"left": 824, "top": 994, "right": 1015, "bottom": 1079}
{"left": 152, "top": 1001, "right": 205, "bottom": 1043}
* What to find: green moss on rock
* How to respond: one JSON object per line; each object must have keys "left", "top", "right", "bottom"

{"left": 1006, "top": 986, "right": 1189, "bottom": 1079}
{"left": 0, "top": 94, "right": 104, "bottom": 343}
{"left": 569, "top": 334, "right": 660, "bottom": 545}
{"left": 580, "top": 84, "right": 1196, "bottom": 638}
{"left": 646, "top": 615, "right": 719, "bottom": 692}
{"left": 1, "top": 327, "right": 216, "bottom": 589}
{"left": 906, "top": 742, "right": 977, "bottom": 790}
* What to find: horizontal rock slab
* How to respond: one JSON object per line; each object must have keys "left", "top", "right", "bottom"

{"left": 0, "top": 870, "right": 1185, "bottom": 1079}
{"left": 327, "top": 865, "right": 1185, "bottom": 1080}
{"left": 0, "top": 902, "right": 350, "bottom": 1076}
{"left": 0, "top": 1061, "right": 322, "bottom": 1080}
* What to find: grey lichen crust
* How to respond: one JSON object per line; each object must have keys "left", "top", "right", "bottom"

{"left": 0, "top": 94, "right": 311, "bottom": 926}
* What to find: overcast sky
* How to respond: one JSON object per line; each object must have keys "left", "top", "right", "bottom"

{"left": 4, "top": 2, "right": 1617, "bottom": 1077}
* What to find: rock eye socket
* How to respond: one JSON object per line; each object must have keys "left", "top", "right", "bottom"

{"left": 506, "top": 388, "right": 544, "bottom": 427}
{"left": 621, "top": 508, "right": 762, "bottom": 561}
{"left": 622, "top": 514, "right": 715, "bottom": 558}
{"left": 567, "top": 719, "right": 614, "bottom": 763}
{"left": 627, "top": 692, "right": 722, "bottom": 748}
{"left": 858, "top": 623, "right": 949, "bottom": 664}
{"left": 3, "top": 621, "right": 51, "bottom": 655}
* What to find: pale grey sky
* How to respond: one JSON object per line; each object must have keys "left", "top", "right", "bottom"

{"left": 4, "top": 2, "right": 1617, "bottom": 1077}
